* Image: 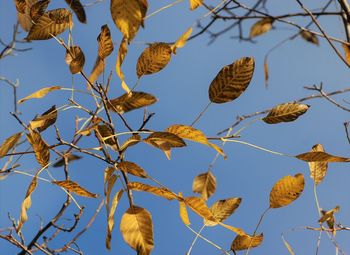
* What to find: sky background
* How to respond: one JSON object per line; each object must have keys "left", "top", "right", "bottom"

{"left": 2, "top": 0, "right": 350, "bottom": 254}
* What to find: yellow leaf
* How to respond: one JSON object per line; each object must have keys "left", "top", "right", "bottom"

{"left": 26, "top": 130, "right": 50, "bottom": 167}
{"left": 209, "top": 57, "right": 255, "bottom": 104}
{"left": 308, "top": 144, "right": 328, "bottom": 185}
{"left": 192, "top": 171, "right": 216, "bottom": 200}
{"left": 184, "top": 196, "right": 216, "bottom": 222}
{"left": 128, "top": 182, "right": 178, "bottom": 200}
{"left": 88, "top": 57, "right": 105, "bottom": 87}
{"left": 171, "top": 27, "right": 192, "bottom": 53}
{"left": 342, "top": 43, "right": 350, "bottom": 65}
{"left": 218, "top": 222, "right": 245, "bottom": 235}
{"left": 296, "top": 151, "right": 350, "bottom": 162}
{"left": 98, "top": 24, "right": 114, "bottom": 59}
{"left": 18, "top": 86, "right": 61, "bottom": 104}
{"left": 206, "top": 197, "right": 241, "bottom": 226}
{"left": 117, "top": 161, "right": 148, "bottom": 178}
{"left": 106, "top": 189, "right": 123, "bottom": 250}
{"left": 120, "top": 206, "right": 154, "bottom": 255}
{"left": 189, "top": 0, "right": 203, "bottom": 10}
{"left": 52, "top": 180, "right": 99, "bottom": 198}
{"left": 231, "top": 233, "right": 264, "bottom": 251}
{"left": 300, "top": 30, "right": 319, "bottom": 45}
{"left": 249, "top": 18, "right": 273, "bottom": 38}
{"left": 29, "top": 105, "right": 57, "bottom": 132}
{"left": 179, "top": 199, "right": 191, "bottom": 225}
{"left": 116, "top": 37, "right": 130, "bottom": 93}
{"left": 120, "top": 134, "right": 142, "bottom": 151}
{"left": 65, "top": 46, "right": 85, "bottom": 74}
{"left": 0, "top": 132, "right": 22, "bottom": 158}
{"left": 64, "top": 0, "right": 86, "bottom": 23}
{"left": 270, "top": 173, "right": 305, "bottom": 208}
{"left": 108, "top": 91, "right": 157, "bottom": 114}
{"left": 263, "top": 103, "right": 310, "bottom": 124}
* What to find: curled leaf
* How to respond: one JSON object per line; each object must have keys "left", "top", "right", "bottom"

{"left": 65, "top": 46, "right": 85, "bottom": 74}
{"left": 94, "top": 124, "right": 117, "bottom": 149}
{"left": 116, "top": 37, "right": 130, "bottom": 93}
{"left": 30, "top": 0, "right": 50, "bottom": 23}
{"left": 300, "top": 30, "right": 319, "bottom": 45}
{"left": 171, "top": 27, "right": 192, "bottom": 54}
{"left": 106, "top": 190, "right": 124, "bottom": 249}
{"left": 231, "top": 233, "right": 264, "bottom": 251}
{"left": 29, "top": 105, "right": 57, "bottom": 132}
{"left": 128, "top": 182, "right": 178, "bottom": 200}
{"left": 26, "top": 130, "right": 50, "bottom": 167}
{"left": 64, "top": 0, "right": 86, "bottom": 23}
{"left": 263, "top": 103, "right": 309, "bottom": 124}
{"left": 108, "top": 91, "right": 157, "bottom": 114}
{"left": 18, "top": 86, "right": 61, "bottom": 104}
{"left": 0, "top": 132, "right": 22, "bottom": 158}
{"left": 53, "top": 180, "right": 99, "bottom": 198}
{"left": 249, "top": 18, "right": 273, "bottom": 38}
{"left": 120, "top": 134, "right": 142, "bottom": 151}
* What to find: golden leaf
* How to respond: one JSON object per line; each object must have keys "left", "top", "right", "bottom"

{"left": 179, "top": 200, "right": 191, "bottom": 225}
{"left": 15, "top": 0, "right": 27, "bottom": 14}
{"left": 94, "top": 124, "right": 117, "bottom": 149}
{"left": 0, "top": 132, "right": 22, "bottom": 158}
{"left": 308, "top": 144, "right": 328, "bottom": 185}
{"left": 219, "top": 222, "right": 245, "bottom": 235}
{"left": 53, "top": 180, "right": 99, "bottom": 198}
{"left": 262, "top": 103, "right": 309, "bottom": 124}
{"left": 128, "top": 182, "right": 178, "bottom": 200}
{"left": 136, "top": 42, "right": 172, "bottom": 78}
{"left": 249, "top": 18, "right": 273, "bottom": 38}
{"left": 106, "top": 190, "right": 123, "bottom": 249}
{"left": 18, "top": 86, "right": 61, "bottom": 104}
{"left": 171, "top": 27, "right": 192, "bottom": 54}
{"left": 110, "top": 0, "right": 145, "bottom": 41}
{"left": 296, "top": 151, "right": 350, "bottom": 162}
{"left": 29, "top": 105, "right": 57, "bottom": 132}
{"left": 120, "top": 134, "right": 142, "bottom": 151}
{"left": 88, "top": 57, "right": 105, "bottom": 87}
{"left": 192, "top": 171, "right": 216, "bottom": 200}
{"left": 52, "top": 154, "right": 82, "bottom": 167}
{"left": 116, "top": 37, "right": 130, "bottom": 93}
{"left": 108, "top": 91, "right": 157, "bottom": 114}
{"left": 319, "top": 205, "right": 339, "bottom": 234}
{"left": 65, "top": 46, "right": 85, "bottom": 74}
{"left": 64, "top": 0, "right": 86, "bottom": 23}
{"left": 270, "top": 173, "right": 305, "bottom": 208}
{"left": 117, "top": 161, "right": 148, "bottom": 178}
{"left": 231, "top": 233, "right": 263, "bottom": 251}
{"left": 26, "top": 8, "right": 72, "bottom": 41}
{"left": 189, "top": 0, "right": 203, "bottom": 10}
{"left": 30, "top": 0, "right": 50, "bottom": 23}
{"left": 209, "top": 57, "right": 255, "bottom": 104}
{"left": 342, "top": 43, "right": 350, "bottom": 65}
{"left": 98, "top": 24, "right": 114, "bottom": 59}
{"left": 17, "top": 0, "right": 37, "bottom": 31}
{"left": 184, "top": 196, "right": 216, "bottom": 221}
{"left": 300, "top": 30, "right": 319, "bottom": 45}
{"left": 120, "top": 206, "right": 154, "bottom": 255}
{"left": 26, "top": 130, "right": 50, "bottom": 167}
{"left": 206, "top": 197, "right": 241, "bottom": 226}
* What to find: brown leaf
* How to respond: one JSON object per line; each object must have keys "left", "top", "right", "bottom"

{"left": 206, "top": 197, "right": 241, "bottom": 226}
{"left": 18, "top": 86, "right": 61, "bottom": 104}
{"left": 136, "top": 42, "right": 172, "bottom": 78}
{"left": 231, "top": 233, "right": 264, "bottom": 251}
{"left": 64, "top": 0, "right": 86, "bottom": 23}
{"left": 52, "top": 154, "right": 82, "bottom": 167}
{"left": 319, "top": 205, "right": 339, "bottom": 234}
{"left": 300, "top": 30, "right": 319, "bottom": 45}
{"left": 26, "top": 130, "right": 50, "bottom": 167}
{"left": 53, "top": 180, "right": 99, "bottom": 198}
{"left": 120, "top": 134, "right": 142, "bottom": 151}
{"left": 17, "top": 0, "right": 37, "bottom": 31}
{"left": 120, "top": 206, "right": 154, "bottom": 255}
{"left": 209, "top": 57, "right": 255, "bottom": 103}
{"left": 116, "top": 37, "right": 130, "bottom": 93}
{"left": 30, "top": 0, "right": 50, "bottom": 23}
{"left": 249, "top": 18, "right": 273, "bottom": 38}
{"left": 184, "top": 196, "right": 216, "bottom": 221}
{"left": 88, "top": 57, "right": 105, "bottom": 86}
{"left": 189, "top": 0, "right": 203, "bottom": 10}
{"left": 0, "top": 132, "right": 22, "bottom": 158}
{"left": 29, "top": 105, "right": 57, "bottom": 132}
{"left": 94, "top": 124, "right": 117, "bottom": 148}
{"left": 26, "top": 8, "right": 72, "bottom": 41}
{"left": 15, "top": 0, "right": 27, "bottom": 14}
{"left": 117, "top": 161, "right": 148, "bottom": 178}
{"left": 98, "top": 24, "right": 114, "bottom": 59}
{"left": 108, "top": 91, "right": 157, "bottom": 114}
{"left": 192, "top": 171, "right": 216, "bottom": 200}
{"left": 296, "top": 151, "right": 350, "bottom": 162}
{"left": 262, "top": 103, "right": 309, "bottom": 124}
{"left": 308, "top": 144, "right": 328, "bottom": 185}
{"left": 264, "top": 58, "right": 269, "bottom": 88}
{"left": 342, "top": 43, "right": 350, "bottom": 65}
{"left": 270, "top": 173, "right": 305, "bottom": 208}
{"left": 128, "top": 182, "right": 178, "bottom": 200}
{"left": 65, "top": 46, "right": 85, "bottom": 74}
{"left": 106, "top": 190, "right": 123, "bottom": 249}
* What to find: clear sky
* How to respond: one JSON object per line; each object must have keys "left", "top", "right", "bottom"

{"left": 1, "top": 0, "right": 350, "bottom": 254}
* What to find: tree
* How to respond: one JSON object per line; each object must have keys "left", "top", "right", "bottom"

{"left": 1, "top": 0, "right": 350, "bottom": 254}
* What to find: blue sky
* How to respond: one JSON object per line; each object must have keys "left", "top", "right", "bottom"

{"left": 2, "top": 0, "right": 350, "bottom": 254}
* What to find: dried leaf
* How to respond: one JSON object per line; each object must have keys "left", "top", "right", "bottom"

{"left": 52, "top": 154, "right": 82, "bottom": 167}
{"left": 128, "top": 182, "right": 178, "bottom": 200}
{"left": 300, "top": 30, "right": 319, "bottom": 45}
{"left": 319, "top": 205, "right": 340, "bottom": 224}
{"left": 26, "top": 130, "right": 50, "bottom": 167}
{"left": 184, "top": 196, "right": 216, "bottom": 221}
{"left": 249, "top": 18, "right": 273, "bottom": 38}
{"left": 192, "top": 171, "right": 216, "bottom": 200}
{"left": 264, "top": 58, "right": 269, "bottom": 88}
{"left": 88, "top": 57, "right": 105, "bottom": 86}
{"left": 98, "top": 24, "right": 114, "bottom": 59}
{"left": 262, "top": 103, "right": 309, "bottom": 124}
{"left": 206, "top": 197, "right": 241, "bottom": 226}
{"left": 108, "top": 91, "right": 157, "bottom": 114}
{"left": 270, "top": 173, "right": 305, "bottom": 208}
{"left": 117, "top": 161, "right": 148, "bottom": 178}
{"left": 189, "top": 0, "right": 203, "bottom": 10}
{"left": 209, "top": 57, "right": 255, "bottom": 103}
{"left": 0, "top": 132, "right": 22, "bottom": 158}
{"left": 116, "top": 37, "right": 130, "bottom": 93}
{"left": 106, "top": 190, "right": 123, "bottom": 249}
{"left": 18, "top": 86, "right": 61, "bottom": 104}
{"left": 17, "top": 0, "right": 37, "bottom": 31}
{"left": 308, "top": 144, "right": 328, "bottom": 185}
{"left": 120, "top": 134, "right": 142, "bottom": 151}
{"left": 120, "top": 206, "right": 154, "bottom": 255}
{"left": 15, "top": 0, "right": 27, "bottom": 14}
{"left": 179, "top": 200, "right": 191, "bottom": 225}
{"left": 342, "top": 43, "right": 350, "bottom": 65}
{"left": 29, "top": 105, "right": 57, "bottom": 132}
{"left": 218, "top": 222, "right": 245, "bottom": 235}
{"left": 136, "top": 42, "right": 172, "bottom": 78}
{"left": 296, "top": 151, "right": 350, "bottom": 162}
{"left": 26, "top": 8, "right": 72, "bottom": 41}
{"left": 65, "top": 46, "right": 85, "bottom": 74}
{"left": 30, "top": 0, "right": 50, "bottom": 23}
{"left": 94, "top": 124, "right": 117, "bottom": 148}
{"left": 64, "top": 0, "right": 86, "bottom": 23}
{"left": 53, "top": 180, "right": 99, "bottom": 198}
{"left": 171, "top": 27, "right": 192, "bottom": 54}
{"left": 231, "top": 233, "right": 263, "bottom": 251}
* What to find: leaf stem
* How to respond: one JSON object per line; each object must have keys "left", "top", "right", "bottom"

{"left": 190, "top": 101, "right": 212, "bottom": 127}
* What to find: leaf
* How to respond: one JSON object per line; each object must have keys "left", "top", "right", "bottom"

{"left": 342, "top": 43, "right": 350, "bottom": 65}
{"left": 218, "top": 222, "right": 245, "bottom": 235}
{"left": 98, "top": 24, "right": 114, "bottom": 59}
{"left": 106, "top": 190, "right": 123, "bottom": 250}
{"left": 26, "top": 8, "right": 72, "bottom": 40}
{"left": 30, "top": 0, "right": 50, "bottom": 23}
{"left": 26, "top": 130, "right": 50, "bottom": 167}
{"left": 262, "top": 103, "right": 309, "bottom": 124}
{"left": 136, "top": 42, "right": 172, "bottom": 78}
{"left": 88, "top": 57, "right": 105, "bottom": 86}
{"left": 120, "top": 206, "right": 154, "bottom": 255}
{"left": 94, "top": 124, "right": 117, "bottom": 149}
{"left": 269, "top": 173, "right": 305, "bottom": 208}
{"left": 108, "top": 91, "right": 157, "bottom": 114}
{"left": 128, "top": 182, "right": 178, "bottom": 200}
{"left": 64, "top": 0, "right": 86, "bottom": 23}
{"left": 52, "top": 154, "right": 82, "bottom": 167}
{"left": 117, "top": 161, "right": 148, "bottom": 178}
{"left": 120, "top": 134, "right": 142, "bottom": 151}
{"left": 17, "top": 0, "right": 37, "bottom": 31}
{"left": 53, "top": 180, "right": 99, "bottom": 198}
{"left": 192, "top": 171, "right": 216, "bottom": 200}
{"left": 209, "top": 57, "right": 255, "bottom": 103}
{"left": 116, "top": 37, "right": 130, "bottom": 93}
{"left": 231, "top": 233, "right": 264, "bottom": 251}
{"left": 206, "top": 197, "right": 241, "bottom": 226}
{"left": 319, "top": 205, "right": 340, "bottom": 224}
{"left": 300, "top": 30, "right": 319, "bottom": 45}
{"left": 18, "top": 86, "right": 61, "bottom": 104}
{"left": 171, "top": 27, "right": 192, "bottom": 54}
{"left": 264, "top": 57, "right": 269, "bottom": 88}
{"left": 0, "top": 132, "right": 22, "bottom": 158}
{"left": 179, "top": 200, "right": 191, "bottom": 225}
{"left": 65, "top": 46, "right": 85, "bottom": 74}
{"left": 308, "top": 144, "right": 328, "bottom": 185}
{"left": 29, "top": 105, "right": 57, "bottom": 132}
{"left": 189, "top": 0, "right": 203, "bottom": 10}
{"left": 296, "top": 151, "right": 350, "bottom": 162}
{"left": 110, "top": 0, "right": 145, "bottom": 41}
{"left": 184, "top": 196, "right": 216, "bottom": 221}
{"left": 249, "top": 18, "right": 273, "bottom": 38}
{"left": 15, "top": 0, "right": 27, "bottom": 14}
